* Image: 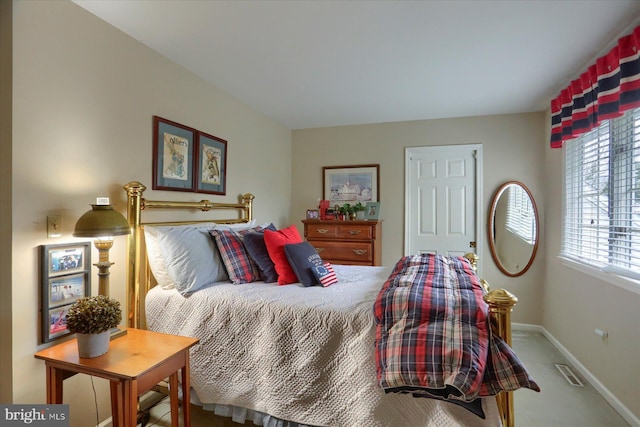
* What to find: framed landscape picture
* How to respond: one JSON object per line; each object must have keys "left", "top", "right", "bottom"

{"left": 323, "top": 164, "right": 379, "bottom": 205}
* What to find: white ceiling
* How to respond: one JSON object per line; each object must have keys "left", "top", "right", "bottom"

{"left": 73, "top": 0, "right": 640, "bottom": 130}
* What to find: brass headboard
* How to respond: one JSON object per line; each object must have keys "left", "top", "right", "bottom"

{"left": 123, "top": 181, "right": 254, "bottom": 329}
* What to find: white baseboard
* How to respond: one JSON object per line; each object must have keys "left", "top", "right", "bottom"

{"left": 513, "top": 323, "right": 639, "bottom": 427}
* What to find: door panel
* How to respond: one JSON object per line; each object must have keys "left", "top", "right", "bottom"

{"left": 405, "top": 145, "right": 482, "bottom": 261}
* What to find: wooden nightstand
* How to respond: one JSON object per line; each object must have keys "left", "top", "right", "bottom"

{"left": 302, "top": 219, "right": 382, "bottom": 266}
{"left": 34, "top": 327, "right": 199, "bottom": 427}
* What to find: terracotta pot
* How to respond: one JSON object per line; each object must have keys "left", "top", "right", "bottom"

{"left": 76, "top": 331, "right": 110, "bottom": 358}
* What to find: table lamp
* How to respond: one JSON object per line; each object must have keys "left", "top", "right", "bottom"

{"left": 73, "top": 197, "right": 130, "bottom": 297}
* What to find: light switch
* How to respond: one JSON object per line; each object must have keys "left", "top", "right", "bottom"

{"left": 47, "top": 215, "right": 62, "bottom": 238}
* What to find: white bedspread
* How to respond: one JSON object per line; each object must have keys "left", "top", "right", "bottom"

{"left": 146, "top": 265, "right": 500, "bottom": 427}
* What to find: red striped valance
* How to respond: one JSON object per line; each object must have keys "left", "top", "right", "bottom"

{"left": 550, "top": 25, "right": 640, "bottom": 148}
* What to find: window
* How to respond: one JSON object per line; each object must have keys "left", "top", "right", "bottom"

{"left": 505, "top": 185, "right": 536, "bottom": 244}
{"left": 563, "top": 107, "right": 640, "bottom": 279}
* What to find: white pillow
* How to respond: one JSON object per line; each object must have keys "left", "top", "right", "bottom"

{"left": 144, "top": 221, "right": 256, "bottom": 295}
{"left": 143, "top": 226, "right": 174, "bottom": 289}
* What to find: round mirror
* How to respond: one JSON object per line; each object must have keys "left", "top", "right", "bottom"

{"left": 488, "top": 181, "right": 539, "bottom": 277}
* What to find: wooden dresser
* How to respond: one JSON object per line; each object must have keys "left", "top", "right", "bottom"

{"left": 302, "top": 219, "right": 382, "bottom": 266}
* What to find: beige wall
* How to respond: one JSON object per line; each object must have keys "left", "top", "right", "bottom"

{"left": 542, "top": 114, "right": 640, "bottom": 420}
{"left": 292, "top": 113, "right": 546, "bottom": 324}
{"left": 1, "top": 0, "right": 13, "bottom": 404}
{"left": 11, "top": 1, "right": 291, "bottom": 424}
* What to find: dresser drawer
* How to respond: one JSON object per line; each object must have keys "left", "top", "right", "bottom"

{"left": 309, "top": 240, "right": 373, "bottom": 263}
{"left": 306, "top": 223, "right": 340, "bottom": 239}
{"left": 306, "top": 223, "right": 372, "bottom": 240}
{"left": 302, "top": 219, "right": 382, "bottom": 266}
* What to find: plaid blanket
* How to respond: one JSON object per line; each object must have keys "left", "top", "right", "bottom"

{"left": 374, "top": 254, "right": 539, "bottom": 406}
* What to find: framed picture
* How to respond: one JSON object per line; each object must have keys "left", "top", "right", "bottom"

{"left": 306, "top": 209, "right": 319, "bottom": 219}
{"left": 45, "top": 243, "right": 89, "bottom": 277}
{"left": 40, "top": 242, "right": 91, "bottom": 343}
{"left": 47, "top": 306, "right": 71, "bottom": 341}
{"left": 48, "top": 273, "right": 87, "bottom": 308}
{"left": 195, "top": 131, "right": 227, "bottom": 195}
{"left": 364, "top": 202, "right": 381, "bottom": 220}
{"left": 323, "top": 164, "right": 379, "bottom": 205}
{"left": 152, "top": 116, "right": 196, "bottom": 192}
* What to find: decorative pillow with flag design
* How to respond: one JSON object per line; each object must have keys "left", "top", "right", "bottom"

{"left": 312, "top": 262, "right": 338, "bottom": 287}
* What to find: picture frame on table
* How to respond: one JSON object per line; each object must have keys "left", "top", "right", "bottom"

{"left": 40, "top": 242, "right": 91, "bottom": 343}
{"left": 195, "top": 131, "right": 227, "bottom": 195}
{"left": 323, "top": 164, "right": 379, "bottom": 205}
{"left": 306, "top": 209, "right": 319, "bottom": 219}
{"left": 152, "top": 116, "right": 196, "bottom": 192}
{"left": 364, "top": 202, "right": 380, "bottom": 220}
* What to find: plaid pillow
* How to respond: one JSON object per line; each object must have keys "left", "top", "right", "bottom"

{"left": 209, "top": 227, "right": 263, "bottom": 284}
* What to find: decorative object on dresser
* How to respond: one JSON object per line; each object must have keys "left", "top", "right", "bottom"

{"left": 323, "top": 164, "right": 379, "bottom": 204}
{"left": 40, "top": 242, "right": 91, "bottom": 343}
{"left": 364, "top": 201, "right": 380, "bottom": 220}
{"left": 302, "top": 219, "right": 382, "bottom": 266}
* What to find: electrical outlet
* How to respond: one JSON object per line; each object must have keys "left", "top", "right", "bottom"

{"left": 47, "top": 215, "right": 62, "bottom": 238}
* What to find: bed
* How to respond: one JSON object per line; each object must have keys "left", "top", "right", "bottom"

{"left": 123, "top": 181, "right": 538, "bottom": 427}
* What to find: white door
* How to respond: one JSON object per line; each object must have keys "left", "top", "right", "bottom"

{"left": 405, "top": 145, "right": 482, "bottom": 263}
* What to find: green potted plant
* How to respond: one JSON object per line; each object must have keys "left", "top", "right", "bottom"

{"left": 66, "top": 295, "right": 122, "bottom": 358}
{"left": 353, "top": 202, "right": 366, "bottom": 220}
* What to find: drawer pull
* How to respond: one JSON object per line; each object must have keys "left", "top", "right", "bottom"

{"left": 349, "top": 230, "right": 362, "bottom": 235}
{"left": 315, "top": 247, "right": 325, "bottom": 253}
{"left": 352, "top": 249, "right": 368, "bottom": 256}
{"left": 317, "top": 229, "right": 329, "bottom": 234}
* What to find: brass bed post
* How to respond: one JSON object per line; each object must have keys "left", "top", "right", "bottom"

{"left": 485, "top": 289, "right": 517, "bottom": 427}
{"left": 464, "top": 253, "right": 517, "bottom": 427}
{"left": 124, "top": 181, "right": 145, "bottom": 329}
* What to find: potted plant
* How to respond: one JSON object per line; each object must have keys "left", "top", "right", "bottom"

{"left": 353, "top": 202, "right": 366, "bottom": 220}
{"left": 66, "top": 295, "right": 122, "bottom": 358}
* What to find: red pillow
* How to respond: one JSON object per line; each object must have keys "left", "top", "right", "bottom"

{"left": 263, "top": 225, "right": 303, "bottom": 285}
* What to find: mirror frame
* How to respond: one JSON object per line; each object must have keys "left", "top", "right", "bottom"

{"left": 487, "top": 181, "right": 539, "bottom": 277}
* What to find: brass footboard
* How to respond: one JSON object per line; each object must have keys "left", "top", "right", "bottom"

{"left": 464, "top": 252, "right": 517, "bottom": 427}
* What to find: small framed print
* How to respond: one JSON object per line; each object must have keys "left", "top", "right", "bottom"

{"left": 48, "top": 273, "right": 87, "bottom": 308}
{"left": 40, "top": 242, "right": 91, "bottom": 343}
{"left": 47, "top": 306, "right": 70, "bottom": 341}
{"left": 45, "top": 243, "right": 89, "bottom": 277}
{"left": 152, "top": 116, "right": 196, "bottom": 192}
{"left": 364, "top": 202, "right": 380, "bottom": 220}
{"left": 306, "top": 209, "right": 319, "bottom": 219}
{"left": 195, "top": 131, "right": 227, "bottom": 195}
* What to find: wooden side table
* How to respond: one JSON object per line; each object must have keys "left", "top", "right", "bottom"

{"left": 34, "top": 327, "right": 199, "bottom": 427}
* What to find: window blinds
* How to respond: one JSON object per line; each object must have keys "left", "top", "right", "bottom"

{"left": 563, "top": 107, "right": 640, "bottom": 279}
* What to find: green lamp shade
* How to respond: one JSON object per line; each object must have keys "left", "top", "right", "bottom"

{"left": 73, "top": 205, "right": 130, "bottom": 238}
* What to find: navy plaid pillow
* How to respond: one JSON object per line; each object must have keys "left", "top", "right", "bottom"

{"left": 209, "top": 227, "right": 263, "bottom": 284}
